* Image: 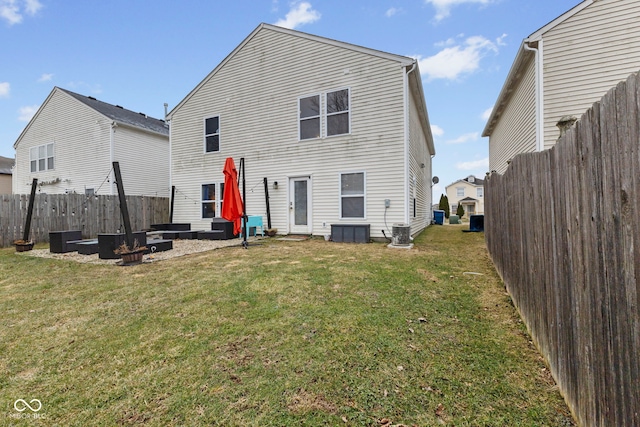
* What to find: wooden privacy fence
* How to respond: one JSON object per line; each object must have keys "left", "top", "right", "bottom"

{"left": 0, "top": 193, "right": 169, "bottom": 247}
{"left": 485, "top": 72, "right": 640, "bottom": 427}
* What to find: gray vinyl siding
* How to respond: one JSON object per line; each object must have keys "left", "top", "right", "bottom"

{"left": 13, "top": 90, "right": 112, "bottom": 195}
{"left": 113, "top": 126, "right": 170, "bottom": 197}
{"left": 489, "top": 55, "right": 537, "bottom": 174}
{"left": 542, "top": 0, "right": 640, "bottom": 148}
{"left": 170, "top": 26, "right": 417, "bottom": 237}
{"left": 408, "top": 88, "right": 432, "bottom": 232}
{"left": 13, "top": 88, "right": 169, "bottom": 197}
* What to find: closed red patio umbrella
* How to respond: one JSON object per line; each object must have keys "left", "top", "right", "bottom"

{"left": 221, "top": 157, "right": 244, "bottom": 236}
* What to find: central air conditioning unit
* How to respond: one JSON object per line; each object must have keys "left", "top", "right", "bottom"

{"left": 391, "top": 223, "right": 411, "bottom": 246}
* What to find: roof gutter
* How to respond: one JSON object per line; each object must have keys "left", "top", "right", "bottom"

{"left": 523, "top": 39, "right": 544, "bottom": 151}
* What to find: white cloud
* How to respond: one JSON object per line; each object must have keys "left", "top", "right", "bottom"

{"left": 0, "top": 81, "right": 9, "bottom": 97}
{"left": 385, "top": 7, "right": 401, "bottom": 17}
{"left": 457, "top": 157, "right": 489, "bottom": 171}
{"left": 417, "top": 35, "right": 499, "bottom": 81}
{"left": 274, "top": 1, "right": 320, "bottom": 29}
{"left": 446, "top": 132, "right": 479, "bottom": 144}
{"left": 424, "top": 0, "right": 493, "bottom": 21}
{"left": 481, "top": 107, "right": 493, "bottom": 121}
{"left": 0, "top": 0, "right": 43, "bottom": 25}
{"left": 38, "top": 73, "right": 53, "bottom": 82}
{"left": 431, "top": 124, "right": 444, "bottom": 137}
{"left": 18, "top": 104, "right": 39, "bottom": 122}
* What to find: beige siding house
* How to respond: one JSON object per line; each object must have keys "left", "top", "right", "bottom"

{"left": 445, "top": 175, "right": 485, "bottom": 217}
{"left": 167, "top": 23, "right": 435, "bottom": 239}
{"left": 13, "top": 87, "right": 170, "bottom": 196}
{"left": 0, "top": 156, "right": 13, "bottom": 194}
{"left": 483, "top": 0, "right": 640, "bottom": 174}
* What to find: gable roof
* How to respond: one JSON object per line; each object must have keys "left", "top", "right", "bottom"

{"left": 58, "top": 88, "right": 169, "bottom": 136}
{"left": 0, "top": 156, "right": 14, "bottom": 175}
{"left": 166, "top": 23, "right": 434, "bottom": 155}
{"left": 482, "top": 0, "right": 593, "bottom": 137}
{"left": 14, "top": 87, "right": 169, "bottom": 149}
{"left": 446, "top": 175, "right": 485, "bottom": 189}
{"left": 168, "top": 23, "right": 415, "bottom": 120}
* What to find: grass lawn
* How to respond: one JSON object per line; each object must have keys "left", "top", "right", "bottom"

{"left": 0, "top": 225, "right": 574, "bottom": 426}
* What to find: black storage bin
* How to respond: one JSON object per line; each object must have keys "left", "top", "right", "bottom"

{"left": 331, "top": 224, "right": 370, "bottom": 243}
{"left": 49, "top": 230, "right": 82, "bottom": 253}
{"left": 211, "top": 218, "right": 236, "bottom": 240}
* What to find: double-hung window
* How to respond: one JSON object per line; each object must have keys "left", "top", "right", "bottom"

{"left": 326, "top": 89, "right": 350, "bottom": 136}
{"left": 299, "top": 95, "right": 320, "bottom": 140}
{"left": 299, "top": 88, "right": 350, "bottom": 140}
{"left": 456, "top": 187, "right": 465, "bottom": 198}
{"left": 204, "top": 116, "right": 220, "bottom": 153}
{"left": 30, "top": 143, "right": 54, "bottom": 172}
{"left": 340, "top": 172, "right": 365, "bottom": 219}
{"left": 477, "top": 187, "right": 484, "bottom": 198}
{"left": 202, "top": 182, "right": 224, "bottom": 218}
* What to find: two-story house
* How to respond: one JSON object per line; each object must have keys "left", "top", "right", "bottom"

{"left": 13, "top": 87, "right": 170, "bottom": 197}
{"left": 166, "top": 23, "right": 435, "bottom": 239}
{"left": 445, "top": 175, "right": 484, "bottom": 217}
{"left": 483, "top": 0, "right": 640, "bottom": 174}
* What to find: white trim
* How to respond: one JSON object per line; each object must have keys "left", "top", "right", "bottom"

{"left": 288, "top": 176, "right": 312, "bottom": 233}
{"left": 339, "top": 170, "right": 366, "bottom": 220}
{"left": 298, "top": 93, "right": 321, "bottom": 141}
{"left": 527, "top": 0, "right": 593, "bottom": 41}
{"left": 325, "top": 87, "right": 351, "bottom": 138}
{"left": 203, "top": 115, "right": 221, "bottom": 154}
{"left": 403, "top": 64, "right": 413, "bottom": 224}
{"left": 201, "top": 181, "right": 224, "bottom": 219}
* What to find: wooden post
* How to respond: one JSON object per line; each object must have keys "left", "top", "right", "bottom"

{"left": 23, "top": 178, "right": 38, "bottom": 242}
{"left": 240, "top": 158, "right": 247, "bottom": 248}
{"left": 112, "top": 162, "right": 134, "bottom": 248}
{"left": 169, "top": 185, "right": 175, "bottom": 223}
{"left": 263, "top": 177, "right": 272, "bottom": 229}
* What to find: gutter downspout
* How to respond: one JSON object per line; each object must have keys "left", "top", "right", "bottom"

{"left": 110, "top": 122, "right": 117, "bottom": 195}
{"left": 404, "top": 60, "right": 417, "bottom": 226}
{"left": 524, "top": 40, "right": 544, "bottom": 152}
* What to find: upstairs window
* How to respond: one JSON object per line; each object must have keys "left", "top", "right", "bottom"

{"left": 299, "top": 95, "right": 320, "bottom": 140}
{"left": 326, "top": 89, "right": 350, "bottom": 136}
{"left": 204, "top": 116, "right": 220, "bottom": 153}
{"left": 30, "top": 143, "right": 54, "bottom": 172}
{"left": 298, "top": 88, "right": 351, "bottom": 140}
{"left": 477, "top": 187, "right": 483, "bottom": 198}
{"left": 456, "top": 187, "right": 465, "bottom": 198}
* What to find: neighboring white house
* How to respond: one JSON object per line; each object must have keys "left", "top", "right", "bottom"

{"left": 0, "top": 156, "right": 13, "bottom": 194}
{"left": 13, "top": 87, "right": 170, "bottom": 196}
{"left": 445, "top": 175, "right": 485, "bottom": 217}
{"left": 483, "top": 0, "right": 640, "bottom": 174}
{"left": 167, "top": 23, "right": 435, "bottom": 239}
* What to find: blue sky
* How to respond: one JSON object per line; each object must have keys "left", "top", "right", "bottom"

{"left": 0, "top": 0, "right": 581, "bottom": 202}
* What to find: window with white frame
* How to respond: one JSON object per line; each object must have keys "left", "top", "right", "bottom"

{"left": 326, "top": 89, "right": 349, "bottom": 136}
{"left": 477, "top": 187, "right": 483, "bottom": 198}
{"left": 30, "top": 143, "right": 54, "bottom": 172}
{"left": 204, "top": 116, "right": 220, "bottom": 153}
{"left": 456, "top": 187, "right": 464, "bottom": 197}
{"left": 299, "top": 88, "right": 350, "bottom": 140}
{"left": 299, "top": 95, "right": 320, "bottom": 140}
{"left": 340, "top": 172, "right": 365, "bottom": 218}
{"left": 201, "top": 182, "right": 224, "bottom": 218}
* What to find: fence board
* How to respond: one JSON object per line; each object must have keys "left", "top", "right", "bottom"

{"left": 485, "top": 71, "right": 640, "bottom": 427}
{"left": 0, "top": 194, "right": 169, "bottom": 247}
